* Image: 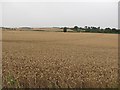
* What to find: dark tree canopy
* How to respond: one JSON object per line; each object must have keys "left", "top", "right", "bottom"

{"left": 63, "top": 27, "right": 67, "bottom": 32}
{"left": 74, "top": 26, "right": 79, "bottom": 30}
{"left": 74, "top": 26, "right": 80, "bottom": 32}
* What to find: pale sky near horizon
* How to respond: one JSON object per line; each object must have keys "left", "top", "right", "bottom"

{"left": 1, "top": 1, "right": 119, "bottom": 28}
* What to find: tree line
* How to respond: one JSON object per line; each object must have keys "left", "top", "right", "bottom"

{"left": 63, "top": 26, "right": 120, "bottom": 34}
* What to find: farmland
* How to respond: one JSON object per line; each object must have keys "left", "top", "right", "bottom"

{"left": 2, "top": 30, "right": 118, "bottom": 88}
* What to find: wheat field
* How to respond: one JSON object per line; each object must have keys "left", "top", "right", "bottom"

{"left": 2, "top": 31, "right": 118, "bottom": 88}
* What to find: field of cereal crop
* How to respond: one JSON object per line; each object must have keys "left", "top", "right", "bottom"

{"left": 2, "top": 30, "right": 118, "bottom": 88}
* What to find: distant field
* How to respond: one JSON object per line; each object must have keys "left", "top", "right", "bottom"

{"left": 2, "top": 31, "right": 118, "bottom": 88}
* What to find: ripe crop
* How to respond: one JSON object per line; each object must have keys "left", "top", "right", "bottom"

{"left": 2, "top": 31, "right": 118, "bottom": 88}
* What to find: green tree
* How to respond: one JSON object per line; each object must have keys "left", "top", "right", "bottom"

{"left": 63, "top": 27, "right": 67, "bottom": 32}
{"left": 104, "top": 28, "right": 111, "bottom": 33}
{"left": 74, "top": 26, "right": 79, "bottom": 32}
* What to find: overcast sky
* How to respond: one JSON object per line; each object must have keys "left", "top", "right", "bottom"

{"left": 2, "top": 1, "right": 118, "bottom": 28}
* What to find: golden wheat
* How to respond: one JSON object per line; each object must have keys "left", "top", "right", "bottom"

{"left": 2, "top": 31, "right": 118, "bottom": 88}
